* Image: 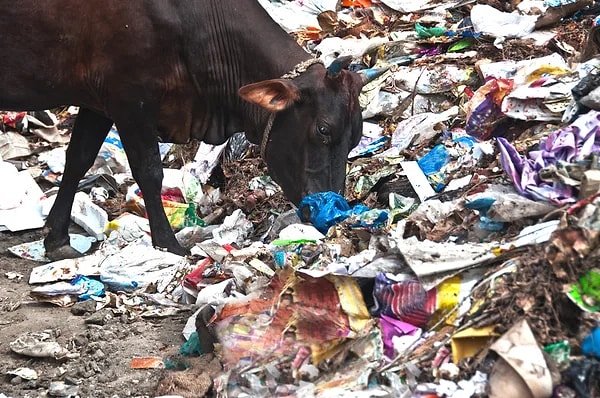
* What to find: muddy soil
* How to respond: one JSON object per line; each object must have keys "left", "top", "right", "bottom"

{"left": 0, "top": 228, "right": 189, "bottom": 398}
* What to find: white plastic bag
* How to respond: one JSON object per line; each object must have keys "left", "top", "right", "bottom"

{"left": 471, "top": 4, "right": 537, "bottom": 40}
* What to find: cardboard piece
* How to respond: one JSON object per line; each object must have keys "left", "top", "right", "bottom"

{"left": 451, "top": 326, "right": 499, "bottom": 364}
{"left": 489, "top": 319, "right": 553, "bottom": 398}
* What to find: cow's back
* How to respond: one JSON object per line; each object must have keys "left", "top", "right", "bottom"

{"left": 0, "top": 1, "right": 184, "bottom": 113}
{"left": 0, "top": 1, "right": 307, "bottom": 144}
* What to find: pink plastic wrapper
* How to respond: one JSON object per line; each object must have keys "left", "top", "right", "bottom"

{"left": 379, "top": 314, "right": 420, "bottom": 359}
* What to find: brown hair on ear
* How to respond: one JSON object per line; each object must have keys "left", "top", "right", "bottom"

{"left": 239, "top": 79, "right": 300, "bottom": 111}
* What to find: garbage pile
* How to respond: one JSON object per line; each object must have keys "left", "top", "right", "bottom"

{"left": 3, "top": 0, "right": 600, "bottom": 397}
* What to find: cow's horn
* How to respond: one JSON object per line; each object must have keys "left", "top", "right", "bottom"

{"left": 357, "top": 67, "right": 388, "bottom": 86}
{"left": 327, "top": 55, "right": 353, "bottom": 76}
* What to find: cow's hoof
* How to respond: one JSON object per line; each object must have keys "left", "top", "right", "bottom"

{"left": 173, "top": 246, "right": 191, "bottom": 257}
{"left": 166, "top": 245, "right": 191, "bottom": 257}
{"left": 156, "top": 244, "right": 190, "bottom": 257}
{"left": 45, "top": 245, "right": 84, "bottom": 261}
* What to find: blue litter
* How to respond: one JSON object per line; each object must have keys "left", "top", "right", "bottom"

{"left": 298, "top": 192, "right": 369, "bottom": 234}
{"left": 583, "top": 327, "right": 600, "bottom": 358}
{"left": 418, "top": 144, "right": 451, "bottom": 192}
{"left": 465, "top": 198, "right": 505, "bottom": 232}
{"left": 71, "top": 275, "right": 105, "bottom": 300}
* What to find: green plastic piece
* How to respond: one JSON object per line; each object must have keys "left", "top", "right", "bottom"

{"left": 179, "top": 331, "right": 203, "bottom": 356}
{"left": 415, "top": 22, "right": 445, "bottom": 39}
{"left": 448, "top": 38, "right": 474, "bottom": 52}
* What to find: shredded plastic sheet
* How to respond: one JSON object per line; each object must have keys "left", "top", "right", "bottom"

{"left": 379, "top": 314, "right": 421, "bottom": 359}
{"left": 544, "top": 0, "right": 578, "bottom": 6}
{"left": 417, "top": 144, "right": 451, "bottom": 192}
{"left": 214, "top": 269, "right": 371, "bottom": 367}
{"left": 379, "top": 106, "right": 458, "bottom": 157}
{"left": 70, "top": 192, "right": 108, "bottom": 241}
{"left": 502, "top": 78, "right": 575, "bottom": 121}
{"left": 99, "top": 244, "right": 187, "bottom": 292}
{"left": 371, "top": 272, "right": 477, "bottom": 330}
{"left": 0, "top": 162, "right": 47, "bottom": 232}
{"left": 348, "top": 122, "right": 386, "bottom": 158}
{"left": 90, "top": 128, "right": 130, "bottom": 176}
{"left": 186, "top": 141, "right": 228, "bottom": 184}
{"left": 9, "top": 331, "right": 72, "bottom": 359}
{"left": 0, "top": 131, "right": 33, "bottom": 159}
{"left": 467, "top": 186, "right": 557, "bottom": 222}
{"left": 31, "top": 275, "right": 105, "bottom": 305}
{"left": 498, "top": 110, "right": 600, "bottom": 204}
{"left": 500, "top": 54, "right": 575, "bottom": 121}
{"left": 380, "top": 0, "right": 455, "bottom": 13}
{"left": 315, "top": 36, "right": 389, "bottom": 67}
{"left": 29, "top": 238, "right": 186, "bottom": 292}
{"left": 393, "top": 66, "right": 476, "bottom": 95}
{"left": 372, "top": 273, "right": 435, "bottom": 328}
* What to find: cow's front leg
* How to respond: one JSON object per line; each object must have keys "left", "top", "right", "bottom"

{"left": 116, "top": 119, "right": 188, "bottom": 257}
{"left": 45, "top": 108, "right": 113, "bottom": 260}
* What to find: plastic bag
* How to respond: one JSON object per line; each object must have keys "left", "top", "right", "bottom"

{"left": 91, "top": 128, "right": 130, "bottom": 176}
{"left": 71, "top": 275, "right": 105, "bottom": 300}
{"left": 297, "top": 192, "right": 368, "bottom": 234}
{"left": 471, "top": 4, "right": 537, "bottom": 40}
{"left": 417, "top": 144, "right": 450, "bottom": 192}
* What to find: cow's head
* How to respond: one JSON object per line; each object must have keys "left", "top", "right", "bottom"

{"left": 239, "top": 61, "right": 365, "bottom": 205}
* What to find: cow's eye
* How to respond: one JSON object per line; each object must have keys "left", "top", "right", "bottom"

{"left": 317, "top": 124, "right": 331, "bottom": 144}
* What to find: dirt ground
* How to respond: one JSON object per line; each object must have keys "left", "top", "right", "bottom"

{"left": 0, "top": 146, "right": 287, "bottom": 398}
{"left": 0, "top": 228, "right": 189, "bottom": 398}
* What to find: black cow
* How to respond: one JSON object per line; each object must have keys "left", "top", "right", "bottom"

{"left": 0, "top": 0, "right": 368, "bottom": 260}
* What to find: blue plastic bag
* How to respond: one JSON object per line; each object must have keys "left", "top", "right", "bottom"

{"left": 351, "top": 209, "right": 389, "bottom": 230}
{"left": 297, "top": 192, "right": 368, "bottom": 234}
{"left": 71, "top": 275, "right": 105, "bottom": 300}
{"left": 583, "top": 327, "right": 600, "bottom": 358}
{"left": 465, "top": 197, "right": 505, "bottom": 232}
{"left": 418, "top": 144, "right": 450, "bottom": 175}
{"left": 417, "top": 144, "right": 451, "bottom": 192}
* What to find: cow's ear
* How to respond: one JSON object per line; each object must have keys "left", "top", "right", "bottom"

{"left": 239, "top": 79, "right": 300, "bottom": 111}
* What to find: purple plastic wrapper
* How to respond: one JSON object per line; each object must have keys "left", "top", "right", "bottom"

{"left": 498, "top": 110, "right": 600, "bottom": 204}
{"left": 379, "top": 314, "right": 420, "bottom": 359}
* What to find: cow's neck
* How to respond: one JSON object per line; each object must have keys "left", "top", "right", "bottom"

{"left": 227, "top": 2, "right": 313, "bottom": 145}
{"left": 187, "top": 1, "right": 312, "bottom": 146}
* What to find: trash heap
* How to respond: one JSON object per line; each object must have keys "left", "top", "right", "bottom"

{"left": 3, "top": 0, "right": 600, "bottom": 397}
